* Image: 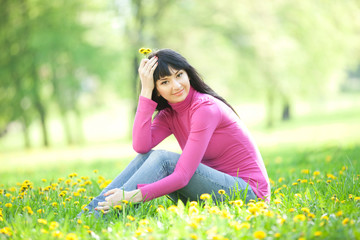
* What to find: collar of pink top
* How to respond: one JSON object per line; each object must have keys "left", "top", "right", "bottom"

{"left": 169, "top": 86, "right": 195, "bottom": 113}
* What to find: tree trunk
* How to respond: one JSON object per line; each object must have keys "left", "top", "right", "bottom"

{"left": 73, "top": 106, "right": 85, "bottom": 145}
{"left": 266, "top": 89, "right": 275, "bottom": 128}
{"left": 32, "top": 64, "right": 49, "bottom": 147}
{"left": 60, "top": 110, "right": 73, "bottom": 145}
{"left": 21, "top": 116, "right": 31, "bottom": 149}
{"left": 281, "top": 100, "right": 291, "bottom": 121}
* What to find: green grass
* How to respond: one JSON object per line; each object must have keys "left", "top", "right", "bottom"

{"left": 1, "top": 144, "right": 360, "bottom": 240}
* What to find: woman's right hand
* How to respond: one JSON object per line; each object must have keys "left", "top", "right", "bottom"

{"left": 138, "top": 56, "right": 158, "bottom": 99}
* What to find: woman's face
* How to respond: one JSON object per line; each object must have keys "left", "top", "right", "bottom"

{"left": 155, "top": 68, "right": 190, "bottom": 104}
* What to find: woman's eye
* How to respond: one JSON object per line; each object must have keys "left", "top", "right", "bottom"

{"left": 161, "top": 81, "right": 168, "bottom": 85}
{"left": 176, "top": 72, "right": 183, "bottom": 78}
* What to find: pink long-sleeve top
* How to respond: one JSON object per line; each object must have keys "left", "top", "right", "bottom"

{"left": 133, "top": 87, "right": 271, "bottom": 201}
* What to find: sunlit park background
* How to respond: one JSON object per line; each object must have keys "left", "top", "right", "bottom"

{"left": 1, "top": 0, "right": 360, "bottom": 239}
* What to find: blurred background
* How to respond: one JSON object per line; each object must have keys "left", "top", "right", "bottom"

{"left": 1, "top": 0, "right": 360, "bottom": 176}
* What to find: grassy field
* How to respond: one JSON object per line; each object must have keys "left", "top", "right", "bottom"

{"left": 1, "top": 94, "right": 360, "bottom": 239}
{"left": 1, "top": 144, "right": 359, "bottom": 239}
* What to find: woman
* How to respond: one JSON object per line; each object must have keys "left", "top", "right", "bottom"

{"left": 85, "top": 49, "right": 270, "bottom": 215}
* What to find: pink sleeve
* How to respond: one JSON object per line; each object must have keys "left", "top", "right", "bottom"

{"left": 139, "top": 101, "right": 221, "bottom": 201}
{"left": 132, "top": 96, "right": 172, "bottom": 153}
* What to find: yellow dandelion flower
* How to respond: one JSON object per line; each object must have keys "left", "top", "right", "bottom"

{"left": 189, "top": 206, "right": 199, "bottom": 216}
{"left": 301, "top": 207, "right": 310, "bottom": 214}
{"left": 294, "top": 193, "right": 302, "bottom": 198}
{"left": 274, "top": 233, "right": 281, "bottom": 238}
{"left": 188, "top": 220, "right": 199, "bottom": 229}
{"left": 49, "top": 221, "right": 59, "bottom": 230}
{"left": 65, "top": 233, "right": 78, "bottom": 240}
{"left": 277, "top": 217, "right": 285, "bottom": 225}
{"left": 256, "top": 201, "right": 268, "bottom": 209}
{"left": 289, "top": 208, "right": 295, "bottom": 212}
{"left": 274, "top": 188, "right": 282, "bottom": 194}
{"left": 40, "top": 228, "right": 48, "bottom": 234}
{"left": 37, "top": 219, "right": 48, "bottom": 225}
{"left": 301, "top": 169, "right": 309, "bottom": 174}
{"left": 83, "top": 225, "right": 90, "bottom": 230}
{"left": 293, "top": 214, "right": 306, "bottom": 222}
{"left": 249, "top": 206, "right": 260, "bottom": 215}
{"left": 138, "top": 48, "right": 152, "bottom": 55}
{"left": 68, "top": 173, "right": 78, "bottom": 178}
{"left": 0, "top": 227, "right": 12, "bottom": 237}
{"left": 269, "top": 178, "right": 275, "bottom": 185}
{"left": 308, "top": 213, "right": 315, "bottom": 219}
{"left": 191, "top": 215, "right": 207, "bottom": 223}
{"left": 239, "top": 222, "right": 251, "bottom": 229}
{"left": 127, "top": 215, "right": 135, "bottom": 221}
{"left": 122, "top": 200, "right": 129, "bottom": 204}
{"left": 208, "top": 206, "right": 221, "bottom": 214}
{"left": 342, "top": 218, "right": 349, "bottom": 225}
{"left": 278, "top": 177, "right": 285, "bottom": 183}
{"left": 168, "top": 205, "right": 180, "bottom": 214}
{"left": 139, "top": 219, "right": 149, "bottom": 225}
{"left": 52, "top": 230, "right": 63, "bottom": 238}
{"left": 156, "top": 206, "right": 165, "bottom": 213}
{"left": 274, "top": 199, "right": 282, "bottom": 205}
{"left": 234, "top": 199, "right": 244, "bottom": 207}
{"left": 320, "top": 215, "right": 329, "bottom": 221}
{"left": 292, "top": 182, "right": 298, "bottom": 186}
{"left": 327, "top": 173, "right": 336, "bottom": 179}
{"left": 190, "top": 201, "right": 198, "bottom": 207}
{"left": 254, "top": 231, "right": 267, "bottom": 239}
{"left": 314, "top": 231, "right": 322, "bottom": 237}
{"left": 5, "top": 203, "right": 12, "bottom": 208}
{"left": 200, "top": 193, "right": 211, "bottom": 200}
{"left": 114, "top": 205, "right": 122, "bottom": 210}
{"left": 218, "top": 189, "right": 226, "bottom": 195}
{"left": 335, "top": 211, "right": 343, "bottom": 217}
{"left": 190, "top": 233, "right": 198, "bottom": 239}
{"left": 354, "top": 197, "right": 360, "bottom": 201}
{"left": 125, "top": 223, "right": 131, "bottom": 227}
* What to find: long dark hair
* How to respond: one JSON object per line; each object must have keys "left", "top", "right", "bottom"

{"left": 148, "top": 49, "right": 238, "bottom": 116}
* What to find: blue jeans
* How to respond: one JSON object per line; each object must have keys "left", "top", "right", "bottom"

{"left": 81, "top": 150, "right": 256, "bottom": 214}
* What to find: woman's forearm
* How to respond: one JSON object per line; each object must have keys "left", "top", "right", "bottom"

{"left": 140, "top": 88, "right": 153, "bottom": 99}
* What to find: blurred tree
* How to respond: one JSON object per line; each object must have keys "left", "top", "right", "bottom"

{"left": 0, "top": 0, "right": 113, "bottom": 147}
{"left": 191, "top": 0, "right": 360, "bottom": 127}
{"left": 0, "top": 0, "right": 35, "bottom": 148}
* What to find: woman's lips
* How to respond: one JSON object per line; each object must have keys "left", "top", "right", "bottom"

{"left": 173, "top": 89, "right": 184, "bottom": 96}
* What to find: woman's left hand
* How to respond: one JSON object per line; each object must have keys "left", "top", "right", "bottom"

{"left": 96, "top": 189, "right": 143, "bottom": 214}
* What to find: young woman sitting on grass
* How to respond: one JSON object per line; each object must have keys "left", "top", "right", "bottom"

{"left": 82, "top": 48, "right": 270, "bottom": 215}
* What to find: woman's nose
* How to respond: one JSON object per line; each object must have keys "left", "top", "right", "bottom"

{"left": 173, "top": 79, "right": 181, "bottom": 88}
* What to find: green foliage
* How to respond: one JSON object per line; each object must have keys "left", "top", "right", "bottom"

{"left": 1, "top": 0, "right": 360, "bottom": 146}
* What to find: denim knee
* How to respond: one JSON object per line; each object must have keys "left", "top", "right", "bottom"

{"left": 147, "top": 150, "right": 179, "bottom": 173}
